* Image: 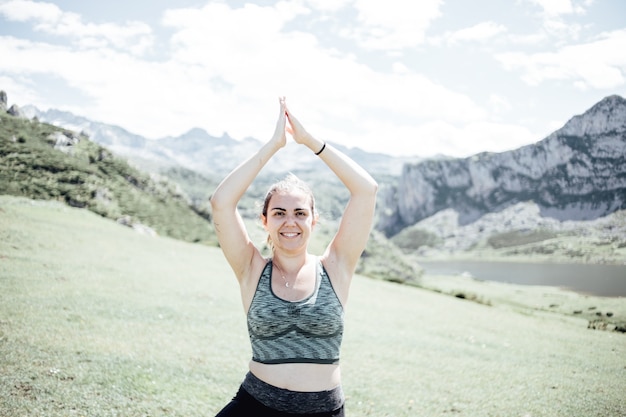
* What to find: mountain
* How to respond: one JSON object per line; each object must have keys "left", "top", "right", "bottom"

{"left": 12, "top": 92, "right": 626, "bottom": 265}
{"left": 0, "top": 101, "right": 215, "bottom": 245}
{"left": 20, "top": 105, "right": 409, "bottom": 223}
{"left": 377, "top": 95, "right": 626, "bottom": 237}
{"left": 377, "top": 95, "right": 626, "bottom": 264}
{"left": 21, "top": 106, "right": 414, "bottom": 178}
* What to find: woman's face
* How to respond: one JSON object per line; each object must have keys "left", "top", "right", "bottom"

{"left": 262, "top": 190, "right": 315, "bottom": 253}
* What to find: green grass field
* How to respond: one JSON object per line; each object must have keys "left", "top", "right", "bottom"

{"left": 1, "top": 196, "right": 625, "bottom": 417}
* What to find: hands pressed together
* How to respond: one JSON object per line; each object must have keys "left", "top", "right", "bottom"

{"left": 271, "top": 97, "right": 318, "bottom": 152}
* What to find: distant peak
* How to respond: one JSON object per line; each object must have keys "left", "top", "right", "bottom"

{"left": 584, "top": 95, "right": 626, "bottom": 116}
{"left": 594, "top": 94, "right": 626, "bottom": 106}
{"left": 183, "top": 127, "right": 210, "bottom": 137}
{"left": 558, "top": 94, "right": 626, "bottom": 136}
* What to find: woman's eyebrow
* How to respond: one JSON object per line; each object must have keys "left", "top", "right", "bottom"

{"left": 270, "top": 207, "right": 309, "bottom": 212}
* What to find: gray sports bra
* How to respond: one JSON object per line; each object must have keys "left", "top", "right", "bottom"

{"left": 247, "top": 259, "right": 344, "bottom": 364}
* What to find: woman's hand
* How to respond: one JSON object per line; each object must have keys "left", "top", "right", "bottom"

{"left": 270, "top": 96, "right": 288, "bottom": 149}
{"left": 285, "top": 105, "right": 313, "bottom": 146}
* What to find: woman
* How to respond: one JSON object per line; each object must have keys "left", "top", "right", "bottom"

{"left": 211, "top": 97, "right": 378, "bottom": 416}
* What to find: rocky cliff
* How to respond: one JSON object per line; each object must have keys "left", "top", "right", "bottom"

{"left": 378, "top": 95, "right": 626, "bottom": 237}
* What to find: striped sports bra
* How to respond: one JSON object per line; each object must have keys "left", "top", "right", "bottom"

{"left": 247, "top": 259, "right": 344, "bottom": 365}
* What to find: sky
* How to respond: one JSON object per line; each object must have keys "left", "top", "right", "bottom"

{"left": 1, "top": 0, "right": 625, "bottom": 158}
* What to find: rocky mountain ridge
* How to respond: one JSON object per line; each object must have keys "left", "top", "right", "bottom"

{"left": 21, "top": 106, "right": 413, "bottom": 178}
{"left": 377, "top": 95, "right": 626, "bottom": 238}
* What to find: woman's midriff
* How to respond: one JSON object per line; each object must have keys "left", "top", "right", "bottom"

{"left": 248, "top": 361, "right": 341, "bottom": 392}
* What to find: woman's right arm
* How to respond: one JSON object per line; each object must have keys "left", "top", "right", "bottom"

{"left": 210, "top": 98, "right": 286, "bottom": 281}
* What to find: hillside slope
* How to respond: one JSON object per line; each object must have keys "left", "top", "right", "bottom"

{"left": 0, "top": 109, "right": 215, "bottom": 244}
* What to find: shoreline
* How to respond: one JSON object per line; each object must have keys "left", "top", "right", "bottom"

{"left": 416, "top": 270, "right": 626, "bottom": 333}
{"left": 413, "top": 250, "right": 626, "bottom": 266}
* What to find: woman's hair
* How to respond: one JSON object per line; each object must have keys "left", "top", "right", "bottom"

{"left": 262, "top": 174, "right": 317, "bottom": 252}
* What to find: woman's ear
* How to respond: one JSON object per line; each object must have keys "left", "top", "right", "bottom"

{"left": 261, "top": 214, "right": 268, "bottom": 228}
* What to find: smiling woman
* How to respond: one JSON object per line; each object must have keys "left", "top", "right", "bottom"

{"left": 209, "top": 97, "right": 378, "bottom": 416}
{"left": 261, "top": 174, "right": 317, "bottom": 255}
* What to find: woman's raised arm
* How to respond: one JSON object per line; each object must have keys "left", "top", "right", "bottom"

{"left": 210, "top": 98, "right": 287, "bottom": 281}
{"left": 285, "top": 106, "right": 378, "bottom": 277}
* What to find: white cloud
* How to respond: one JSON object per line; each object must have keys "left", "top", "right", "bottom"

{"left": 0, "top": 74, "right": 40, "bottom": 107}
{"left": 461, "top": 122, "right": 538, "bottom": 155}
{"left": 507, "top": 32, "right": 548, "bottom": 46}
{"left": 340, "top": 0, "right": 443, "bottom": 50}
{"left": 496, "top": 29, "right": 626, "bottom": 89}
{"left": 542, "top": 18, "right": 582, "bottom": 41}
{"left": 6, "top": 0, "right": 609, "bottom": 158}
{"left": 488, "top": 94, "right": 513, "bottom": 115}
{"left": 527, "top": 0, "right": 576, "bottom": 16}
{"left": 521, "top": 0, "right": 592, "bottom": 44}
{"left": 304, "top": 0, "right": 351, "bottom": 12}
{"left": 0, "top": 0, "right": 153, "bottom": 55}
{"left": 431, "top": 21, "right": 507, "bottom": 46}
{"left": 352, "top": 119, "right": 538, "bottom": 157}
{"left": 0, "top": 0, "right": 61, "bottom": 21}
{"left": 156, "top": 2, "right": 486, "bottom": 140}
{"left": 0, "top": 0, "right": 484, "bottom": 154}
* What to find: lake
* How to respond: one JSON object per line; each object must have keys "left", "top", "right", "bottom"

{"left": 419, "top": 261, "right": 626, "bottom": 297}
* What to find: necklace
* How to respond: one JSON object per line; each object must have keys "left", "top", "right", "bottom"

{"left": 272, "top": 260, "right": 293, "bottom": 288}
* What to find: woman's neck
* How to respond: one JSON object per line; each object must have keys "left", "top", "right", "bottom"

{"left": 272, "top": 251, "right": 312, "bottom": 273}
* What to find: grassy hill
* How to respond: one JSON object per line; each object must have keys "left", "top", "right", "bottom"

{"left": 0, "top": 111, "right": 215, "bottom": 244}
{"left": 1, "top": 195, "right": 625, "bottom": 416}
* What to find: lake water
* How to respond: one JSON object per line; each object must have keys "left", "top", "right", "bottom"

{"left": 419, "top": 261, "right": 626, "bottom": 297}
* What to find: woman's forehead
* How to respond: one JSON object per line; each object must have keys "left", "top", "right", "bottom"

{"left": 269, "top": 190, "right": 312, "bottom": 208}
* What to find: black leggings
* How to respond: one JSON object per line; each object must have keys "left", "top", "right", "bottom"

{"left": 215, "top": 386, "right": 345, "bottom": 417}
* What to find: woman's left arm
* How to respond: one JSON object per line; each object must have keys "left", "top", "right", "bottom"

{"left": 285, "top": 107, "right": 378, "bottom": 274}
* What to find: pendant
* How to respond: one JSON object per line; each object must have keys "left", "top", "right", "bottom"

{"left": 285, "top": 282, "right": 290, "bottom": 288}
